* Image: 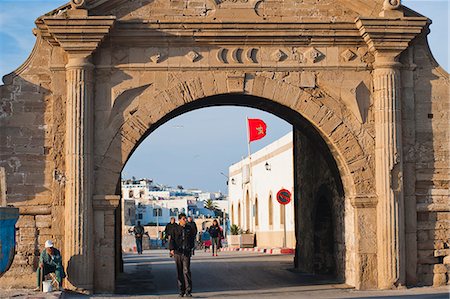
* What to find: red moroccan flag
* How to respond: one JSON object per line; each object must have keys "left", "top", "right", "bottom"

{"left": 248, "top": 118, "right": 267, "bottom": 142}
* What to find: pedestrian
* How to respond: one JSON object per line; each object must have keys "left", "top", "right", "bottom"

{"left": 170, "top": 213, "right": 195, "bottom": 297}
{"left": 187, "top": 216, "right": 198, "bottom": 255}
{"left": 201, "top": 229, "right": 211, "bottom": 252}
{"left": 130, "top": 221, "right": 145, "bottom": 254}
{"left": 34, "top": 240, "right": 65, "bottom": 291}
{"left": 164, "top": 217, "right": 177, "bottom": 256}
{"left": 208, "top": 219, "right": 222, "bottom": 256}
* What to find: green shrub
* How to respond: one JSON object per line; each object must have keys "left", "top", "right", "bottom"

{"left": 230, "top": 224, "right": 241, "bottom": 235}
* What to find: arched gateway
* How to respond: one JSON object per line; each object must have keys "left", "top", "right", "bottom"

{"left": 1, "top": 0, "right": 449, "bottom": 294}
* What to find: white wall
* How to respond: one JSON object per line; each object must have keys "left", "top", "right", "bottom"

{"left": 228, "top": 132, "right": 294, "bottom": 247}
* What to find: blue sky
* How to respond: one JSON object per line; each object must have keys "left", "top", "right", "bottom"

{"left": 0, "top": 0, "right": 448, "bottom": 193}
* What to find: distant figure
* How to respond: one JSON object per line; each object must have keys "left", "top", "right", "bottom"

{"left": 170, "top": 213, "right": 195, "bottom": 297}
{"left": 130, "top": 221, "right": 145, "bottom": 254}
{"left": 208, "top": 220, "right": 222, "bottom": 256}
{"left": 187, "top": 216, "right": 198, "bottom": 255}
{"left": 35, "top": 240, "right": 65, "bottom": 291}
{"left": 201, "top": 229, "right": 211, "bottom": 252}
{"left": 164, "top": 217, "right": 177, "bottom": 256}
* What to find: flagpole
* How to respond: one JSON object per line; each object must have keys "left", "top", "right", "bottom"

{"left": 245, "top": 117, "right": 252, "bottom": 232}
{"left": 246, "top": 117, "right": 251, "bottom": 158}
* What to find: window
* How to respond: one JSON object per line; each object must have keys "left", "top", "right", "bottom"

{"left": 238, "top": 203, "right": 241, "bottom": 227}
{"left": 139, "top": 190, "right": 144, "bottom": 198}
{"left": 254, "top": 197, "right": 259, "bottom": 226}
{"left": 129, "top": 190, "right": 134, "bottom": 198}
{"left": 231, "top": 204, "right": 234, "bottom": 225}
{"left": 269, "top": 194, "right": 273, "bottom": 226}
{"left": 153, "top": 208, "right": 162, "bottom": 217}
{"left": 138, "top": 213, "right": 143, "bottom": 220}
{"left": 170, "top": 208, "right": 179, "bottom": 216}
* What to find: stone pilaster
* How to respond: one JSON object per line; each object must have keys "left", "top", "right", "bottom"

{"left": 356, "top": 14, "right": 428, "bottom": 290}
{"left": 373, "top": 55, "right": 405, "bottom": 289}
{"left": 40, "top": 8, "right": 115, "bottom": 293}
{"left": 64, "top": 55, "right": 95, "bottom": 292}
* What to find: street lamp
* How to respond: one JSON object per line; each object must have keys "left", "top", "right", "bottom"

{"left": 265, "top": 162, "right": 271, "bottom": 171}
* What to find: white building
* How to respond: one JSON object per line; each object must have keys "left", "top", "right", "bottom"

{"left": 228, "top": 132, "right": 295, "bottom": 248}
{"left": 121, "top": 178, "right": 227, "bottom": 236}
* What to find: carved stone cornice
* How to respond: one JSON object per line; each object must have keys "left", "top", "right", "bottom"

{"left": 355, "top": 17, "right": 429, "bottom": 57}
{"left": 111, "top": 21, "right": 363, "bottom": 46}
{"left": 37, "top": 15, "right": 115, "bottom": 56}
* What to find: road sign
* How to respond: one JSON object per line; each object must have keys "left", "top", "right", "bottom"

{"left": 276, "top": 189, "right": 291, "bottom": 205}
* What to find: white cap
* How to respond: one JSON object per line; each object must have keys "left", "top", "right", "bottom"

{"left": 44, "top": 240, "right": 54, "bottom": 248}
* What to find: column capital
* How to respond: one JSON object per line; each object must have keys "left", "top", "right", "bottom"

{"left": 355, "top": 17, "right": 429, "bottom": 59}
{"left": 93, "top": 195, "right": 120, "bottom": 210}
{"left": 66, "top": 55, "right": 95, "bottom": 69}
{"left": 38, "top": 14, "right": 115, "bottom": 57}
{"left": 350, "top": 194, "right": 378, "bottom": 209}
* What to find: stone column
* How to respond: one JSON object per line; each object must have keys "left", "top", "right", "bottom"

{"left": 356, "top": 13, "right": 428, "bottom": 289}
{"left": 64, "top": 54, "right": 95, "bottom": 292}
{"left": 40, "top": 8, "right": 115, "bottom": 292}
{"left": 373, "top": 54, "right": 405, "bottom": 289}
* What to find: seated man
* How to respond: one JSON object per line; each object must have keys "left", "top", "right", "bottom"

{"left": 35, "top": 240, "right": 65, "bottom": 291}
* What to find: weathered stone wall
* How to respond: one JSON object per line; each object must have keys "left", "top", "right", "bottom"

{"left": 406, "top": 37, "right": 450, "bottom": 287}
{"left": 0, "top": 36, "right": 66, "bottom": 288}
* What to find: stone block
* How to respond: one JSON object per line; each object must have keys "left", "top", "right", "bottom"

{"left": 299, "top": 72, "right": 316, "bottom": 88}
{"left": 443, "top": 256, "right": 450, "bottom": 264}
{"left": 433, "top": 264, "right": 448, "bottom": 274}
{"left": 433, "top": 273, "right": 447, "bottom": 287}
{"left": 435, "top": 249, "right": 450, "bottom": 257}
{"left": 19, "top": 227, "right": 37, "bottom": 237}
{"left": 17, "top": 215, "right": 35, "bottom": 228}
{"left": 35, "top": 215, "right": 52, "bottom": 228}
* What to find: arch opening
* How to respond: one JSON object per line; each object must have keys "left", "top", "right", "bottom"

{"left": 109, "top": 93, "right": 352, "bottom": 294}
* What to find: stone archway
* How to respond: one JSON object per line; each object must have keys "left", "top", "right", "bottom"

{"left": 2, "top": 0, "right": 448, "bottom": 294}
{"left": 94, "top": 87, "right": 372, "bottom": 291}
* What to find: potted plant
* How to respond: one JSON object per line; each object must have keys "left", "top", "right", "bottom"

{"left": 227, "top": 224, "right": 241, "bottom": 248}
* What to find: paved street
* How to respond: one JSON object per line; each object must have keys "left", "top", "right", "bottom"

{"left": 67, "top": 249, "right": 448, "bottom": 299}
{"left": 1, "top": 250, "right": 448, "bottom": 298}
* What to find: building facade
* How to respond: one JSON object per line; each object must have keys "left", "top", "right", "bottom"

{"left": 229, "top": 132, "right": 295, "bottom": 248}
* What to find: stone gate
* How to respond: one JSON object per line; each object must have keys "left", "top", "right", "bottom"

{"left": 0, "top": 0, "right": 449, "bottom": 294}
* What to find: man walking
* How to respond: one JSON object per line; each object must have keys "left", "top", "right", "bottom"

{"left": 170, "top": 213, "right": 195, "bottom": 297}
{"left": 187, "top": 216, "right": 198, "bottom": 255}
{"left": 131, "top": 221, "right": 145, "bottom": 254}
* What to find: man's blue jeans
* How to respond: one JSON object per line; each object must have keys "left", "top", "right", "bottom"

{"left": 136, "top": 237, "right": 143, "bottom": 254}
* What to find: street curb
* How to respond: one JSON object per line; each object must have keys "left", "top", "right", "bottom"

{"left": 222, "top": 247, "right": 295, "bottom": 255}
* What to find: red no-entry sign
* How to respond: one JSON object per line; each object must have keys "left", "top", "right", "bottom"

{"left": 276, "top": 189, "right": 291, "bottom": 205}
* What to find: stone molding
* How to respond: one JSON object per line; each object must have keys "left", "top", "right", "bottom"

{"left": 93, "top": 195, "right": 121, "bottom": 210}
{"left": 38, "top": 15, "right": 115, "bottom": 56}
{"left": 111, "top": 22, "right": 363, "bottom": 46}
{"left": 350, "top": 194, "right": 377, "bottom": 208}
{"left": 356, "top": 17, "right": 429, "bottom": 57}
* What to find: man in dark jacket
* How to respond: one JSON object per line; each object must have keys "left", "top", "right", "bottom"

{"left": 170, "top": 213, "right": 195, "bottom": 297}
{"left": 164, "top": 217, "right": 177, "bottom": 255}
{"left": 131, "top": 221, "right": 145, "bottom": 254}
{"left": 187, "top": 216, "right": 198, "bottom": 255}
